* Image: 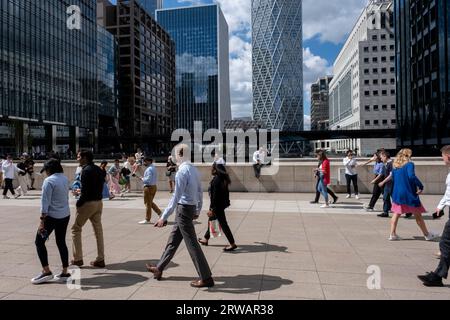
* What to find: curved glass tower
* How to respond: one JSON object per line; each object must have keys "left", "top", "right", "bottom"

{"left": 252, "top": 0, "right": 303, "bottom": 131}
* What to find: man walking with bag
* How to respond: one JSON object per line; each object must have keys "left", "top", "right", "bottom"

{"left": 71, "top": 150, "right": 106, "bottom": 268}
{"left": 146, "top": 144, "right": 214, "bottom": 288}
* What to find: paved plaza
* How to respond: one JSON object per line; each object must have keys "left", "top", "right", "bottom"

{"left": 0, "top": 191, "right": 449, "bottom": 300}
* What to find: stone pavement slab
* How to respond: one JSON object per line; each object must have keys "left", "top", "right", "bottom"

{"left": 0, "top": 192, "right": 449, "bottom": 300}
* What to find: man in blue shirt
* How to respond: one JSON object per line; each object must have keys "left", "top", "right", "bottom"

{"left": 146, "top": 144, "right": 214, "bottom": 288}
{"left": 139, "top": 157, "right": 162, "bottom": 224}
{"left": 365, "top": 153, "right": 386, "bottom": 211}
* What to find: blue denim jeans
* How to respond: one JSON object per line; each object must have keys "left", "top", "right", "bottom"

{"left": 317, "top": 177, "right": 329, "bottom": 203}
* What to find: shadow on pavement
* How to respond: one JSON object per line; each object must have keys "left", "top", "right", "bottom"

{"left": 106, "top": 259, "right": 179, "bottom": 272}
{"left": 330, "top": 205, "right": 365, "bottom": 210}
{"left": 207, "top": 242, "right": 290, "bottom": 254}
{"left": 78, "top": 272, "right": 148, "bottom": 290}
{"left": 163, "top": 274, "right": 293, "bottom": 294}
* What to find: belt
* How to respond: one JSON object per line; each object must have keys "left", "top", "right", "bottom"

{"left": 178, "top": 203, "right": 196, "bottom": 207}
{"left": 144, "top": 185, "right": 156, "bottom": 188}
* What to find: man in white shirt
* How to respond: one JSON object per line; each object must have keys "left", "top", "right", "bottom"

{"left": 2, "top": 154, "right": 23, "bottom": 199}
{"left": 418, "top": 145, "right": 450, "bottom": 287}
{"left": 146, "top": 144, "right": 214, "bottom": 288}
{"left": 252, "top": 147, "right": 267, "bottom": 179}
{"left": 343, "top": 150, "right": 359, "bottom": 199}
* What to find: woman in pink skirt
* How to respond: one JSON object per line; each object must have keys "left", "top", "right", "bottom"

{"left": 389, "top": 149, "right": 439, "bottom": 241}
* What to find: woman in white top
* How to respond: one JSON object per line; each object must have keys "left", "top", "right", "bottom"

{"left": 343, "top": 150, "right": 359, "bottom": 199}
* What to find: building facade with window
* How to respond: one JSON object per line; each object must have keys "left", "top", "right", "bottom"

{"left": 103, "top": 0, "right": 176, "bottom": 152}
{"left": 311, "top": 76, "right": 333, "bottom": 131}
{"left": 252, "top": 0, "right": 303, "bottom": 131}
{"left": 97, "top": 24, "right": 120, "bottom": 153}
{"left": 0, "top": 0, "right": 102, "bottom": 156}
{"left": 395, "top": 0, "right": 450, "bottom": 155}
{"left": 156, "top": 4, "right": 232, "bottom": 133}
{"left": 328, "top": 0, "right": 397, "bottom": 156}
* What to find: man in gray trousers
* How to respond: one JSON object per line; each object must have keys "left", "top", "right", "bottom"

{"left": 418, "top": 145, "right": 450, "bottom": 287}
{"left": 146, "top": 144, "right": 214, "bottom": 288}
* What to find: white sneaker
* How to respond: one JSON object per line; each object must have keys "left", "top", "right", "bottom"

{"left": 346, "top": 194, "right": 351, "bottom": 199}
{"left": 389, "top": 234, "right": 401, "bottom": 241}
{"left": 31, "top": 272, "right": 54, "bottom": 284}
{"left": 320, "top": 204, "right": 330, "bottom": 208}
{"left": 355, "top": 195, "right": 360, "bottom": 200}
{"left": 138, "top": 220, "right": 151, "bottom": 225}
{"left": 425, "top": 232, "right": 439, "bottom": 241}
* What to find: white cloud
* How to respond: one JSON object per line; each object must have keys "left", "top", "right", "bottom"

{"left": 176, "top": 0, "right": 207, "bottom": 5}
{"left": 304, "top": 115, "right": 311, "bottom": 131}
{"left": 303, "top": 0, "right": 367, "bottom": 44}
{"left": 303, "top": 47, "right": 333, "bottom": 109}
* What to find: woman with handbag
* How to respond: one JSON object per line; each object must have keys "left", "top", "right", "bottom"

{"left": 166, "top": 155, "right": 177, "bottom": 193}
{"left": 314, "top": 150, "right": 332, "bottom": 208}
{"left": 107, "top": 159, "right": 122, "bottom": 197}
{"left": 198, "top": 163, "right": 237, "bottom": 252}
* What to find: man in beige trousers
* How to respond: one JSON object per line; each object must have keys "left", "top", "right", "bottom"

{"left": 71, "top": 150, "right": 107, "bottom": 268}
{"left": 139, "top": 157, "right": 162, "bottom": 224}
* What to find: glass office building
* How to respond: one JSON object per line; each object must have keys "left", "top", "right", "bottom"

{"left": 252, "top": 0, "right": 303, "bottom": 131}
{"left": 104, "top": 0, "right": 176, "bottom": 152}
{"left": 395, "top": 0, "right": 450, "bottom": 154}
{"left": 157, "top": 4, "right": 232, "bottom": 132}
{"left": 97, "top": 25, "right": 120, "bottom": 152}
{"left": 0, "top": 0, "right": 100, "bottom": 154}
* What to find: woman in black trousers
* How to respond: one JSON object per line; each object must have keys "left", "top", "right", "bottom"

{"left": 198, "top": 163, "right": 237, "bottom": 252}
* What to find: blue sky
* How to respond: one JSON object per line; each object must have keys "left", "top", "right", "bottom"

{"left": 111, "top": 0, "right": 369, "bottom": 127}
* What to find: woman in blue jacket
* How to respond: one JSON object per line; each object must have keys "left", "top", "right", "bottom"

{"left": 389, "top": 149, "right": 438, "bottom": 241}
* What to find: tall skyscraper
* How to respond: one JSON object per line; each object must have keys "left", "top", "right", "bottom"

{"left": 157, "top": 4, "right": 232, "bottom": 132}
{"left": 395, "top": 0, "right": 450, "bottom": 154}
{"left": 103, "top": 0, "right": 176, "bottom": 151}
{"left": 311, "top": 76, "right": 333, "bottom": 131}
{"left": 327, "top": 0, "right": 397, "bottom": 156}
{"left": 0, "top": 0, "right": 103, "bottom": 154}
{"left": 252, "top": 0, "right": 303, "bottom": 131}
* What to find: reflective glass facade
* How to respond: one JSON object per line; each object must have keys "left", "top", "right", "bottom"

{"left": 104, "top": 0, "right": 176, "bottom": 149}
{"left": 252, "top": 0, "right": 303, "bottom": 131}
{"left": 395, "top": 0, "right": 450, "bottom": 153}
{"left": 0, "top": 0, "right": 99, "bottom": 129}
{"left": 157, "top": 4, "right": 231, "bottom": 132}
{"left": 97, "top": 25, "right": 119, "bottom": 151}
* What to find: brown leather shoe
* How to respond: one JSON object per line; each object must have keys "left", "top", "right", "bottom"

{"left": 146, "top": 263, "right": 162, "bottom": 280}
{"left": 71, "top": 259, "right": 84, "bottom": 267}
{"left": 90, "top": 260, "right": 106, "bottom": 268}
{"left": 190, "top": 277, "right": 214, "bottom": 288}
